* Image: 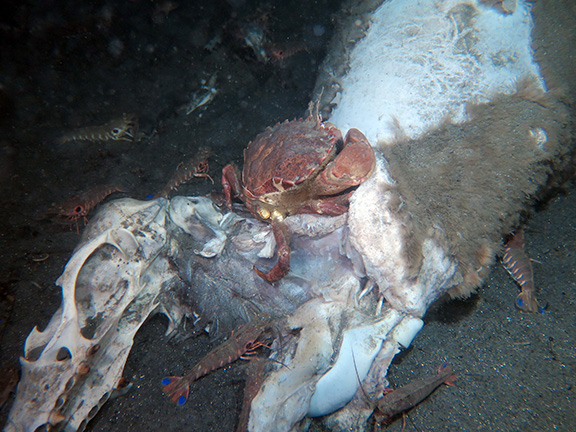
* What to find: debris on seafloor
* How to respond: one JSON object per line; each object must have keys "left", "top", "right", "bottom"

{"left": 182, "top": 74, "right": 218, "bottom": 116}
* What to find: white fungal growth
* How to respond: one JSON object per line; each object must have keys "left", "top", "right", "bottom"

{"left": 328, "top": 0, "right": 544, "bottom": 144}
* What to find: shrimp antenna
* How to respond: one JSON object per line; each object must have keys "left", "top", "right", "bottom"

{"left": 351, "top": 348, "right": 369, "bottom": 402}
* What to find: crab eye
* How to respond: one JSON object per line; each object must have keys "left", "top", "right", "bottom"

{"left": 75, "top": 205, "right": 84, "bottom": 214}
{"left": 111, "top": 128, "right": 121, "bottom": 136}
{"left": 257, "top": 208, "right": 271, "bottom": 220}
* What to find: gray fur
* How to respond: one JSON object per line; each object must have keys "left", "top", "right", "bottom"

{"left": 380, "top": 88, "right": 572, "bottom": 297}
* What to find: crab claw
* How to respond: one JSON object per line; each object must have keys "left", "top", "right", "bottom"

{"left": 314, "top": 128, "right": 376, "bottom": 195}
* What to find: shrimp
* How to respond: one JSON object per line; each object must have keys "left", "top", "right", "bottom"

{"left": 56, "top": 113, "right": 138, "bottom": 144}
{"left": 266, "top": 43, "right": 306, "bottom": 65}
{"left": 502, "top": 230, "right": 544, "bottom": 313}
{"left": 158, "top": 147, "right": 213, "bottom": 197}
{"left": 49, "top": 184, "right": 127, "bottom": 232}
{"left": 374, "top": 364, "right": 456, "bottom": 429}
{"left": 162, "top": 317, "right": 269, "bottom": 406}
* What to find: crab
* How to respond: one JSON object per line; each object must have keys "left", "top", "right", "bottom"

{"left": 222, "top": 109, "right": 376, "bottom": 283}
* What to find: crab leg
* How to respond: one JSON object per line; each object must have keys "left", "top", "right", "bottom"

{"left": 254, "top": 218, "right": 291, "bottom": 283}
{"left": 222, "top": 164, "right": 242, "bottom": 211}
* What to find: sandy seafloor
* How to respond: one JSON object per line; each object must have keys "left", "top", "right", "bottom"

{"left": 0, "top": 1, "right": 574, "bottom": 431}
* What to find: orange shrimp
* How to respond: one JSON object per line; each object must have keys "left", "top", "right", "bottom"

{"left": 50, "top": 184, "right": 127, "bottom": 232}
{"left": 162, "top": 318, "right": 269, "bottom": 406}
{"left": 266, "top": 43, "right": 306, "bottom": 64}
{"left": 374, "top": 364, "right": 456, "bottom": 430}
{"left": 502, "top": 230, "right": 544, "bottom": 313}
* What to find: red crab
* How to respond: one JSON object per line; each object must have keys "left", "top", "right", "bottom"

{"left": 222, "top": 109, "right": 376, "bottom": 283}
